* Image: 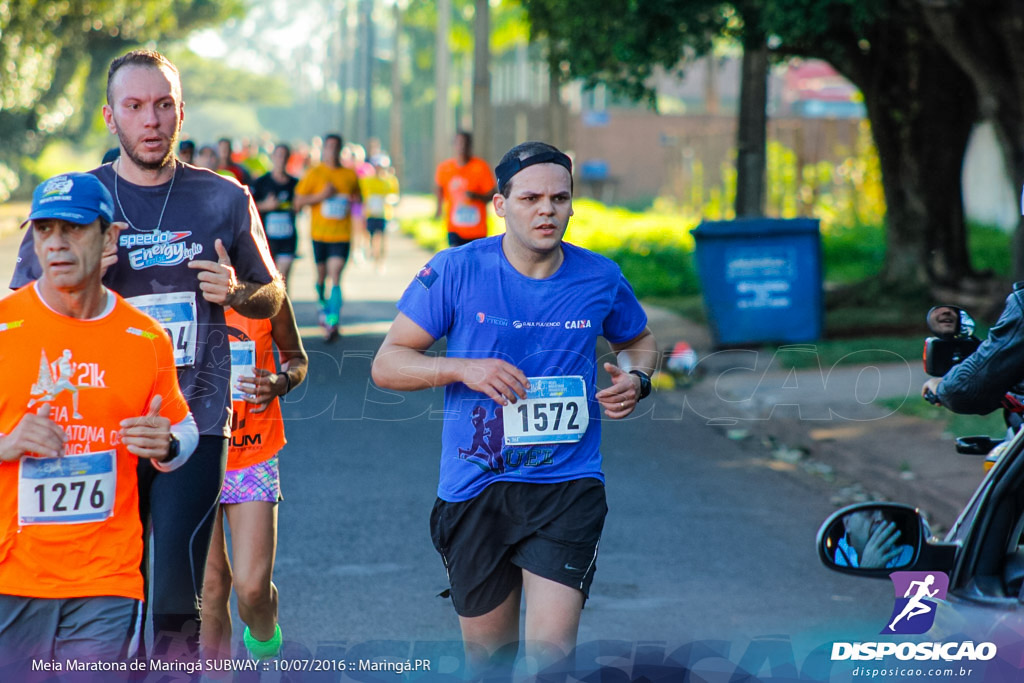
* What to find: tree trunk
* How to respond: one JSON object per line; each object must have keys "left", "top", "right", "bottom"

{"left": 472, "top": 0, "right": 492, "bottom": 162}
{"left": 920, "top": 0, "right": 1024, "bottom": 280}
{"left": 389, "top": 0, "right": 405, "bottom": 180}
{"left": 735, "top": 34, "right": 768, "bottom": 218}
{"left": 818, "top": 21, "right": 978, "bottom": 288}
{"left": 546, "top": 54, "right": 568, "bottom": 150}
{"left": 433, "top": 0, "right": 452, "bottom": 168}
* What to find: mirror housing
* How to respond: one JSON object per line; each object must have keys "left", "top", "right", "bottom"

{"left": 923, "top": 337, "right": 981, "bottom": 377}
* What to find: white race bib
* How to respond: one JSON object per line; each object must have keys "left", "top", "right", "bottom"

{"left": 503, "top": 376, "right": 590, "bottom": 446}
{"left": 452, "top": 203, "right": 481, "bottom": 228}
{"left": 264, "top": 211, "right": 294, "bottom": 239}
{"left": 126, "top": 292, "right": 198, "bottom": 367}
{"left": 19, "top": 450, "right": 116, "bottom": 525}
{"left": 229, "top": 340, "right": 256, "bottom": 401}
{"left": 321, "top": 196, "right": 350, "bottom": 220}
{"left": 366, "top": 196, "right": 386, "bottom": 216}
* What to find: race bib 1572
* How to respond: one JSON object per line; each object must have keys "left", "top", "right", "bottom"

{"left": 503, "top": 376, "right": 589, "bottom": 446}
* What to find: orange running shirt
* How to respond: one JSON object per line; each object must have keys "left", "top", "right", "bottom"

{"left": 225, "top": 309, "right": 286, "bottom": 471}
{"left": 0, "top": 284, "right": 189, "bottom": 600}
{"left": 295, "top": 164, "right": 362, "bottom": 243}
{"left": 435, "top": 157, "right": 496, "bottom": 240}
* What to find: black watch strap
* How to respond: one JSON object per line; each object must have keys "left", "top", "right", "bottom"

{"left": 629, "top": 370, "right": 652, "bottom": 400}
{"left": 164, "top": 433, "right": 181, "bottom": 464}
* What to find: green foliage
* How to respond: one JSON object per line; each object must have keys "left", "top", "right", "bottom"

{"left": 0, "top": 0, "right": 244, "bottom": 199}
{"left": 522, "top": 0, "right": 727, "bottom": 106}
{"left": 969, "top": 223, "right": 1014, "bottom": 277}
{"left": 163, "top": 47, "right": 293, "bottom": 107}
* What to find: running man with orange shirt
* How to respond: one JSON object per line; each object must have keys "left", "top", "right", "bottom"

{"left": 0, "top": 173, "right": 197, "bottom": 673}
{"left": 200, "top": 298, "right": 307, "bottom": 662}
{"left": 435, "top": 131, "right": 497, "bottom": 247}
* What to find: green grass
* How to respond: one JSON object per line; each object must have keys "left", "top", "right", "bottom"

{"left": 877, "top": 396, "right": 1009, "bottom": 439}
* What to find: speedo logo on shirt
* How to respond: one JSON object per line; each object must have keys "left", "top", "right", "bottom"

{"left": 120, "top": 230, "right": 203, "bottom": 269}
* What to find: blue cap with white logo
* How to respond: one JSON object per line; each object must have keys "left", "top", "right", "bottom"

{"left": 25, "top": 173, "right": 115, "bottom": 226}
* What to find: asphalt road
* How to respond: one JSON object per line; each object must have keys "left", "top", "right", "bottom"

{"left": 250, "top": 228, "right": 896, "bottom": 678}
{"left": 0, "top": 212, "right": 898, "bottom": 680}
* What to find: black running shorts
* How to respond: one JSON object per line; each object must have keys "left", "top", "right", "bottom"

{"left": 312, "top": 240, "right": 351, "bottom": 264}
{"left": 429, "top": 478, "right": 607, "bottom": 618}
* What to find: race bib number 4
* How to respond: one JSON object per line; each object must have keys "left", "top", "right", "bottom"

{"left": 126, "top": 292, "right": 198, "bottom": 367}
{"left": 229, "top": 340, "right": 256, "bottom": 401}
{"left": 503, "top": 376, "right": 589, "bottom": 446}
{"left": 18, "top": 451, "right": 116, "bottom": 525}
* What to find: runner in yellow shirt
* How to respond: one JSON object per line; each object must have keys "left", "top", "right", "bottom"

{"left": 294, "top": 133, "right": 362, "bottom": 341}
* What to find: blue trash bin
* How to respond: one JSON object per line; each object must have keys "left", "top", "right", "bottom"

{"left": 691, "top": 218, "right": 823, "bottom": 346}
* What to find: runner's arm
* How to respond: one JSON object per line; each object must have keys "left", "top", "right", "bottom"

{"left": 294, "top": 184, "right": 335, "bottom": 210}
{"left": 610, "top": 327, "right": 658, "bottom": 378}
{"left": 372, "top": 312, "right": 529, "bottom": 405}
{"left": 189, "top": 239, "right": 285, "bottom": 318}
{"left": 227, "top": 276, "right": 285, "bottom": 319}
{"left": 239, "top": 297, "right": 309, "bottom": 414}
{"left": 596, "top": 327, "right": 658, "bottom": 419}
{"left": 466, "top": 185, "right": 497, "bottom": 203}
{"left": 434, "top": 185, "right": 444, "bottom": 219}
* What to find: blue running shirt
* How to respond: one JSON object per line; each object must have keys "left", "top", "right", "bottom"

{"left": 397, "top": 235, "right": 648, "bottom": 502}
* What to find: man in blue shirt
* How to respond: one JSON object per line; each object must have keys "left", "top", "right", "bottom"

{"left": 373, "top": 141, "right": 658, "bottom": 675}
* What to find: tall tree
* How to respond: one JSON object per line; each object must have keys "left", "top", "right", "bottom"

{"left": 0, "top": 0, "right": 243, "bottom": 198}
{"left": 918, "top": 0, "right": 1024, "bottom": 279}
{"left": 433, "top": 0, "right": 453, "bottom": 167}
{"left": 472, "top": 0, "right": 493, "bottom": 162}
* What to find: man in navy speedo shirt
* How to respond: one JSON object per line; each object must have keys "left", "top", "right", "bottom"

{"left": 373, "top": 141, "right": 658, "bottom": 676}
{"left": 10, "top": 49, "right": 284, "bottom": 661}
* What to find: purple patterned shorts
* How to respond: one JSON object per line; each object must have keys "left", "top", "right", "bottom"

{"left": 220, "top": 456, "right": 282, "bottom": 504}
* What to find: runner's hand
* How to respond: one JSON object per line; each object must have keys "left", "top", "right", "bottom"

{"left": 236, "top": 367, "right": 283, "bottom": 414}
{"left": 188, "top": 239, "right": 240, "bottom": 306}
{"left": 596, "top": 363, "right": 640, "bottom": 419}
{"left": 458, "top": 358, "right": 530, "bottom": 406}
{"left": 0, "top": 404, "right": 66, "bottom": 461}
{"left": 120, "top": 395, "right": 171, "bottom": 460}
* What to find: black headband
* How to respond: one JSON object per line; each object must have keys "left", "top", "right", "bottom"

{"left": 495, "top": 151, "right": 573, "bottom": 191}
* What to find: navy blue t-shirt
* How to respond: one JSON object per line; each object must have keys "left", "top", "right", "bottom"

{"left": 397, "top": 235, "right": 648, "bottom": 502}
{"left": 11, "top": 163, "right": 279, "bottom": 436}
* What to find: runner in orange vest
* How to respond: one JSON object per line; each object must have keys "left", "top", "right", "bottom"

{"left": 0, "top": 172, "right": 196, "bottom": 671}
{"left": 435, "top": 131, "right": 497, "bottom": 247}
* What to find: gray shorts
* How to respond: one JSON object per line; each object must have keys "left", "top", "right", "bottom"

{"left": 0, "top": 594, "right": 141, "bottom": 672}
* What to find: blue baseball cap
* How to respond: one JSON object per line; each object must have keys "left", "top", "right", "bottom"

{"left": 24, "top": 173, "right": 115, "bottom": 227}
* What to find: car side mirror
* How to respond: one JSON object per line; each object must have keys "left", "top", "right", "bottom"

{"left": 926, "top": 305, "right": 975, "bottom": 340}
{"left": 817, "top": 503, "right": 925, "bottom": 577}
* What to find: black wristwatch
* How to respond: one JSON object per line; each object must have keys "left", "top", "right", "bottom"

{"left": 629, "top": 370, "right": 652, "bottom": 400}
{"left": 163, "top": 433, "right": 181, "bottom": 464}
